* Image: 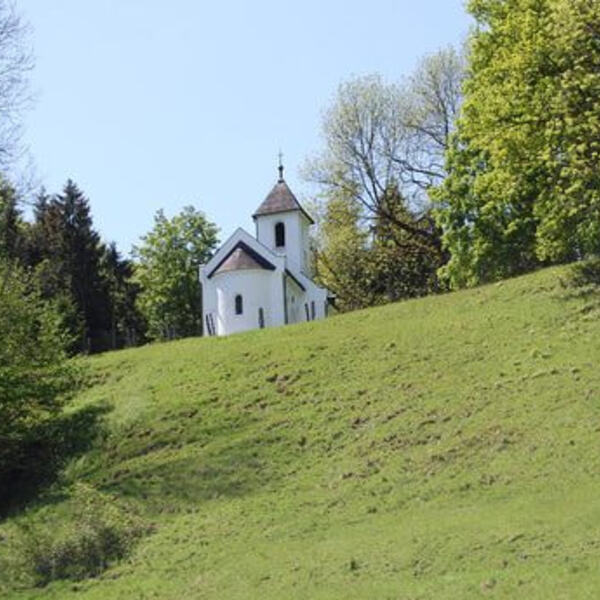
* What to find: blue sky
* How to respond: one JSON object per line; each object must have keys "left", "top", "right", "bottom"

{"left": 18, "top": 0, "right": 471, "bottom": 254}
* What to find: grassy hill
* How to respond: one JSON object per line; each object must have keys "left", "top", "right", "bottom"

{"left": 2, "top": 264, "right": 600, "bottom": 599}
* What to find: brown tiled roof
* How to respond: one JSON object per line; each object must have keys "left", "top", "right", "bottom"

{"left": 209, "top": 241, "right": 276, "bottom": 278}
{"left": 253, "top": 178, "right": 315, "bottom": 224}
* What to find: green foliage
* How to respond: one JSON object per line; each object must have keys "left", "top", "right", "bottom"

{"left": 133, "top": 206, "right": 218, "bottom": 340}
{"left": 370, "top": 186, "right": 446, "bottom": 301}
{"left": 0, "top": 260, "right": 77, "bottom": 493}
{"left": 559, "top": 255, "right": 600, "bottom": 316}
{"left": 313, "top": 184, "right": 445, "bottom": 311}
{"left": 567, "top": 255, "right": 600, "bottom": 290}
{"left": 312, "top": 189, "right": 374, "bottom": 311}
{"left": 2, "top": 265, "right": 600, "bottom": 598}
{"left": 35, "top": 181, "right": 113, "bottom": 352}
{"left": 435, "top": 0, "right": 600, "bottom": 288}
{"left": 0, "top": 180, "right": 24, "bottom": 261}
{"left": 99, "top": 242, "right": 145, "bottom": 349}
{"left": 24, "top": 182, "right": 145, "bottom": 353}
{"left": 10, "top": 483, "right": 151, "bottom": 587}
{"left": 534, "top": 0, "right": 600, "bottom": 260}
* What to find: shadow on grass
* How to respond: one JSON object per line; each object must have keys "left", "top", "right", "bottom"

{"left": 98, "top": 425, "right": 284, "bottom": 511}
{"left": 0, "top": 402, "right": 112, "bottom": 520}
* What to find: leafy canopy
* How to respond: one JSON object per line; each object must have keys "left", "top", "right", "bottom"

{"left": 133, "top": 206, "right": 218, "bottom": 340}
{"left": 435, "top": 0, "right": 600, "bottom": 288}
{"left": 0, "top": 259, "right": 76, "bottom": 490}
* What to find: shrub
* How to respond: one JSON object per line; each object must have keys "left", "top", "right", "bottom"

{"left": 17, "top": 483, "right": 152, "bottom": 586}
{"left": 0, "top": 260, "right": 79, "bottom": 503}
{"left": 568, "top": 256, "right": 600, "bottom": 289}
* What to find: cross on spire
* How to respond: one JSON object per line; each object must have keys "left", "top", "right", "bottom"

{"left": 278, "top": 150, "right": 284, "bottom": 182}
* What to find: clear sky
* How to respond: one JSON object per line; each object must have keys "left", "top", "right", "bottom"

{"left": 18, "top": 0, "right": 471, "bottom": 255}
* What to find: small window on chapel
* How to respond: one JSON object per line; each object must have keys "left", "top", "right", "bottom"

{"left": 235, "top": 294, "right": 243, "bottom": 315}
{"left": 275, "top": 222, "right": 285, "bottom": 247}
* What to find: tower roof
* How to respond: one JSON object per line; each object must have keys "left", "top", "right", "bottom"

{"left": 252, "top": 165, "right": 315, "bottom": 224}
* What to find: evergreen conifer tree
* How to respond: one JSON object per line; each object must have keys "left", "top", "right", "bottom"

{"left": 0, "top": 179, "right": 25, "bottom": 261}
{"left": 100, "top": 242, "right": 145, "bottom": 349}
{"left": 28, "top": 181, "right": 111, "bottom": 352}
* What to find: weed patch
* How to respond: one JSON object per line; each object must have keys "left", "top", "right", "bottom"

{"left": 9, "top": 483, "right": 152, "bottom": 587}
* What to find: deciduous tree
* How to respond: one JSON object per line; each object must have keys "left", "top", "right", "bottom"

{"left": 0, "top": 259, "right": 75, "bottom": 493}
{"left": 312, "top": 187, "right": 374, "bottom": 311}
{"left": 305, "top": 48, "right": 461, "bottom": 304}
{"left": 0, "top": 0, "right": 34, "bottom": 173}
{"left": 434, "top": 0, "right": 600, "bottom": 288}
{"left": 133, "top": 206, "right": 218, "bottom": 340}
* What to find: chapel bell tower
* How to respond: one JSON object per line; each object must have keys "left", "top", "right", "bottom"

{"left": 252, "top": 159, "right": 314, "bottom": 275}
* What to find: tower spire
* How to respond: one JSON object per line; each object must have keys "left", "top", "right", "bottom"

{"left": 278, "top": 149, "right": 284, "bottom": 182}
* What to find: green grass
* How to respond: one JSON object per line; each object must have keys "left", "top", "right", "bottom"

{"left": 2, "top": 264, "right": 600, "bottom": 599}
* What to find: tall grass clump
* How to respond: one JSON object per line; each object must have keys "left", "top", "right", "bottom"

{"left": 13, "top": 483, "right": 152, "bottom": 587}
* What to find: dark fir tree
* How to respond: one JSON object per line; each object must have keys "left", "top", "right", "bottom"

{"left": 60, "top": 180, "right": 112, "bottom": 351}
{"left": 100, "top": 242, "right": 146, "bottom": 349}
{"left": 0, "top": 179, "right": 25, "bottom": 262}
{"left": 370, "top": 185, "right": 445, "bottom": 303}
{"left": 313, "top": 182, "right": 445, "bottom": 312}
{"left": 28, "top": 181, "right": 111, "bottom": 352}
{"left": 26, "top": 182, "right": 146, "bottom": 353}
{"left": 24, "top": 188, "right": 50, "bottom": 266}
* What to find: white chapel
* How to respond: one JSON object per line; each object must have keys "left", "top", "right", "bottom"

{"left": 200, "top": 163, "right": 330, "bottom": 336}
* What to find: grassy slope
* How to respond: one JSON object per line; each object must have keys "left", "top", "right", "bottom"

{"left": 3, "top": 265, "right": 600, "bottom": 599}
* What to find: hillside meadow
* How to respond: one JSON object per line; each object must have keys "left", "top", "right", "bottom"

{"left": 1, "top": 264, "right": 600, "bottom": 599}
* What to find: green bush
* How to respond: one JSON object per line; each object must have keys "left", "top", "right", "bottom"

{"left": 559, "top": 257, "right": 600, "bottom": 313}
{"left": 568, "top": 256, "right": 600, "bottom": 289}
{"left": 17, "top": 484, "right": 152, "bottom": 586}
{"left": 0, "top": 260, "right": 79, "bottom": 502}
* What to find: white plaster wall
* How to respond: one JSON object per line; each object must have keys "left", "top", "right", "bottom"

{"left": 285, "top": 274, "right": 329, "bottom": 325}
{"left": 301, "top": 219, "right": 312, "bottom": 277}
{"left": 200, "top": 267, "right": 217, "bottom": 335}
{"left": 212, "top": 269, "right": 284, "bottom": 336}
{"left": 307, "top": 283, "right": 328, "bottom": 320}
{"left": 285, "top": 278, "right": 305, "bottom": 324}
{"left": 200, "top": 226, "right": 329, "bottom": 337}
{"left": 255, "top": 212, "right": 310, "bottom": 274}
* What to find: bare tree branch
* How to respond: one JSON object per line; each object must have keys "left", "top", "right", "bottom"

{"left": 303, "top": 49, "right": 463, "bottom": 258}
{"left": 0, "top": 0, "right": 34, "bottom": 176}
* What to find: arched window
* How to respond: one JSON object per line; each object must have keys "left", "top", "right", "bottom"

{"left": 235, "top": 294, "right": 243, "bottom": 315}
{"left": 310, "top": 301, "right": 316, "bottom": 320}
{"left": 275, "top": 222, "right": 285, "bottom": 247}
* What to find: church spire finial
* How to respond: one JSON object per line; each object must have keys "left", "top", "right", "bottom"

{"left": 278, "top": 149, "right": 284, "bottom": 182}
